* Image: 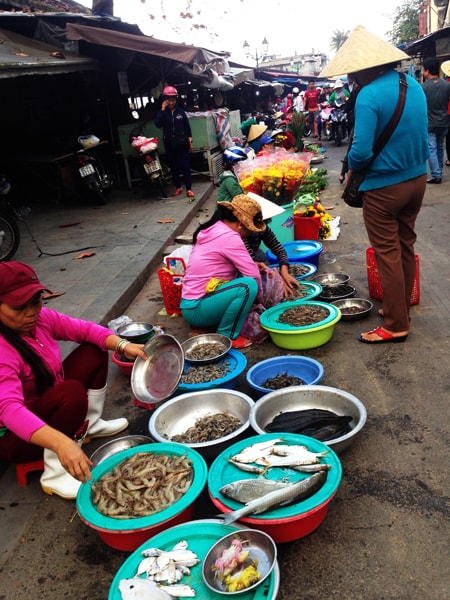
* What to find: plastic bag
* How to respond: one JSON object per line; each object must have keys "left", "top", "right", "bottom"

{"left": 261, "top": 268, "right": 285, "bottom": 308}
{"left": 240, "top": 303, "right": 268, "bottom": 344}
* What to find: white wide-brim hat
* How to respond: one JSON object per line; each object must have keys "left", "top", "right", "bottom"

{"left": 247, "top": 192, "right": 286, "bottom": 220}
{"left": 441, "top": 60, "right": 450, "bottom": 77}
{"left": 320, "top": 25, "right": 409, "bottom": 78}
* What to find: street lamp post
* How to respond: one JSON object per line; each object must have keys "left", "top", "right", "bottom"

{"left": 243, "top": 37, "right": 269, "bottom": 68}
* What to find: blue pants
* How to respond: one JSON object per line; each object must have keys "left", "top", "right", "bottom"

{"left": 180, "top": 277, "right": 258, "bottom": 339}
{"left": 165, "top": 145, "right": 192, "bottom": 191}
{"left": 427, "top": 127, "right": 448, "bottom": 179}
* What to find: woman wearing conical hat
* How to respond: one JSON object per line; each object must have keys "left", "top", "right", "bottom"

{"left": 320, "top": 26, "right": 429, "bottom": 344}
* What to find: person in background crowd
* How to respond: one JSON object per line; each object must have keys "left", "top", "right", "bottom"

{"left": 155, "top": 85, "right": 195, "bottom": 198}
{"left": 256, "top": 134, "right": 275, "bottom": 156}
{"left": 321, "top": 25, "right": 429, "bottom": 344}
{"left": 180, "top": 195, "right": 266, "bottom": 349}
{"left": 293, "top": 88, "right": 305, "bottom": 113}
{"left": 328, "top": 79, "right": 350, "bottom": 105}
{"left": 421, "top": 57, "right": 450, "bottom": 183}
{"left": 443, "top": 60, "right": 450, "bottom": 166}
{"left": 246, "top": 123, "right": 268, "bottom": 154}
{"left": 0, "top": 262, "right": 147, "bottom": 499}
{"left": 303, "top": 80, "right": 321, "bottom": 138}
{"left": 216, "top": 149, "right": 300, "bottom": 297}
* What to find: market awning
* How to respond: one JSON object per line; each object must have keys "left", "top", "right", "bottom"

{"left": 66, "top": 23, "right": 230, "bottom": 67}
{"left": 0, "top": 27, "right": 96, "bottom": 77}
{"left": 401, "top": 26, "right": 450, "bottom": 58}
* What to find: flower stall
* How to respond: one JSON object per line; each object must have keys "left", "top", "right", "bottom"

{"left": 234, "top": 148, "right": 313, "bottom": 206}
{"left": 293, "top": 194, "right": 333, "bottom": 241}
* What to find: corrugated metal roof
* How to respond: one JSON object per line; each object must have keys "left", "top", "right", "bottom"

{"left": 0, "top": 26, "right": 96, "bottom": 77}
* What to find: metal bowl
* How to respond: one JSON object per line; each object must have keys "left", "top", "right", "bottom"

{"left": 116, "top": 321, "right": 154, "bottom": 343}
{"left": 318, "top": 283, "right": 357, "bottom": 302}
{"left": 312, "top": 273, "right": 350, "bottom": 287}
{"left": 202, "top": 529, "right": 277, "bottom": 595}
{"left": 89, "top": 435, "right": 152, "bottom": 467}
{"left": 249, "top": 385, "right": 367, "bottom": 454}
{"left": 331, "top": 298, "right": 373, "bottom": 321}
{"left": 181, "top": 333, "right": 231, "bottom": 365}
{"left": 149, "top": 389, "right": 254, "bottom": 459}
{"left": 131, "top": 334, "right": 184, "bottom": 405}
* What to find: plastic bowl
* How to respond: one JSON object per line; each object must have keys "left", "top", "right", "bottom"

{"left": 202, "top": 529, "right": 277, "bottom": 595}
{"left": 246, "top": 355, "right": 324, "bottom": 398}
{"left": 107, "top": 520, "right": 281, "bottom": 600}
{"left": 265, "top": 241, "right": 323, "bottom": 267}
{"left": 111, "top": 351, "right": 134, "bottom": 376}
{"left": 271, "top": 262, "right": 318, "bottom": 281}
{"left": 284, "top": 280, "right": 322, "bottom": 302}
{"left": 149, "top": 389, "right": 254, "bottom": 459}
{"left": 76, "top": 443, "right": 207, "bottom": 551}
{"left": 260, "top": 300, "right": 341, "bottom": 350}
{"left": 249, "top": 385, "right": 367, "bottom": 454}
{"left": 208, "top": 433, "right": 342, "bottom": 543}
{"left": 176, "top": 349, "right": 247, "bottom": 393}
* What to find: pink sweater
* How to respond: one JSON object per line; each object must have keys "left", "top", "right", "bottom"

{"left": 0, "top": 308, "right": 113, "bottom": 442}
{"left": 181, "top": 221, "right": 262, "bottom": 299}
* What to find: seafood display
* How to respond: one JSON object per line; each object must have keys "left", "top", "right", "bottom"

{"left": 277, "top": 304, "right": 329, "bottom": 326}
{"left": 184, "top": 341, "right": 227, "bottom": 361}
{"left": 91, "top": 452, "right": 193, "bottom": 518}
{"left": 261, "top": 372, "right": 305, "bottom": 389}
{"left": 266, "top": 408, "right": 353, "bottom": 441}
{"left": 286, "top": 263, "right": 311, "bottom": 277}
{"left": 218, "top": 472, "right": 327, "bottom": 526}
{"left": 212, "top": 536, "right": 261, "bottom": 592}
{"left": 170, "top": 412, "right": 242, "bottom": 444}
{"left": 180, "top": 361, "right": 231, "bottom": 385}
{"left": 219, "top": 479, "right": 293, "bottom": 504}
{"left": 285, "top": 283, "right": 315, "bottom": 301}
{"left": 319, "top": 283, "right": 356, "bottom": 300}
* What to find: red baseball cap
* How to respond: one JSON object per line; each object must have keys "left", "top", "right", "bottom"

{"left": 0, "top": 262, "right": 51, "bottom": 305}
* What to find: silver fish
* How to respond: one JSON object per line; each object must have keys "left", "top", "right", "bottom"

{"left": 227, "top": 458, "right": 266, "bottom": 474}
{"left": 255, "top": 450, "right": 327, "bottom": 468}
{"left": 158, "top": 583, "right": 196, "bottom": 597}
{"left": 230, "top": 438, "right": 284, "bottom": 463}
{"left": 217, "top": 471, "right": 327, "bottom": 526}
{"left": 219, "top": 478, "right": 293, "bottom": 503}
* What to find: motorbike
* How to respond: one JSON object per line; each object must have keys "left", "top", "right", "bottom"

{"left": 0, "top": 174, "right": 26, "bottom": 261}
{"left": 130, "top": 135, "right": 167, "bottom": 198}
{"left": 76, "top": 135, "right": 113, "bottom": 204}
{"left": 319, "top": 103, "right": 333, "bottom": 141}
{"left": 329, "top": 99, "right": 348, "bottom": 147}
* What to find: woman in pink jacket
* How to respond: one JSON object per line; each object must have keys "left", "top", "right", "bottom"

{"left": 0, "top": 262, "right": 148, "bottom": 499}
{"left": 180, "top": 195, "right": 266, "bottom": 349}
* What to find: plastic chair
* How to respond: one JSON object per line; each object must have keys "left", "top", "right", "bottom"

{"left": 15, "top": 459, "right": 45, "bottom": 486}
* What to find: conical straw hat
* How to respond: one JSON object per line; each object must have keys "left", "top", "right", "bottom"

{"left": 320, "top": 25, "right": 409, "bottom": 77}
{"left": 441, "top": 60, "right": 450, "bottom": 77}
{"left": 247, "top": 123, "right": 268, "bottom": 142}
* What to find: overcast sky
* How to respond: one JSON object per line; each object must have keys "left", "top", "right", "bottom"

{"left": 78, "top": 0, "right": 404, "bottom": 64}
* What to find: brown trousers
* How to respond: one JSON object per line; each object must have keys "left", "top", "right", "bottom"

{"left": 362, "top": 174, "right": 426, "bottom": 332}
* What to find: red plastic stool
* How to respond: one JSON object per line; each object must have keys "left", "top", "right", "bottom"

{"left": 15, "top": 459, "right": 45, "bottom": 486}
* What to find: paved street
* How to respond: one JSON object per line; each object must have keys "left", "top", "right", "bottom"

{"left": 0, "top": 141, "right": 449, "bottom": 600}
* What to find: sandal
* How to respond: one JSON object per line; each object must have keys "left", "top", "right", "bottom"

{"left": 231, "top": 335, "right": 253, "bottom": 349}
{"left": 186, "top": 190, "right": 195, "bottom": 198}
{"left": 173, "top": 188, "right": 183, "bottom": 196}
{"left": 359, "top": 326, "right": 407, "bottom": 344}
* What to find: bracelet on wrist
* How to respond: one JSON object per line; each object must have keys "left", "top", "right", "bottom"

{"left": 115, "top": 338, "right": 130, "bottom": 355}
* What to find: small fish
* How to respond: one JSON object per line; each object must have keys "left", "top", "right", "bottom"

{"left": 158, "top": 583, "right": 196, "bottom": 597}
{"left": 217, "top": 471, "right": 327, "bottom": 526}
{"left": 292, "top": 463, "right": 332, "bottom": 473}
{"left": 256, "top": 450, "right": 327, "bottom": 468}
{"left": 230, "top": 438, "right": 284, "bottom": 463}
{"left": 219, "top": 478, "right": 293, "bottom": 503}
{"left": 227, "top": 459, "right": 266, "bottom": 474}
{"left": 119, "top": 578, "right": 172, "bottom": 600}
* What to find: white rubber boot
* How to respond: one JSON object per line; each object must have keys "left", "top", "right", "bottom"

{"left": 40, "top": 449, "right": 81, "bottom": 500}
{"left": 84, "top": 384, "right": 128, "bottom": 442}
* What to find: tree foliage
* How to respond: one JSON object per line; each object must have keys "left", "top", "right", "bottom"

{"left": 386, "top": 0, "right": 421, "bottom": 46}
{"left": 330, "top": 30, "right": 350, "bottom": 53}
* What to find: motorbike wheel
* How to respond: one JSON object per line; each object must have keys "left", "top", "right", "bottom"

{"left": 88, "top": 179, "right": 107, "bottom": 205}
{"left": 335, "top": 126, "right": 343, "bottom": 147}
{"left": 303, "top": 123, "right": 312, "bottom": 137}
{"left": 0, "top": 212, "right": 20, "bottom": 261}
{"left": 157, "top": 176, "right": 168, "bottom": 198}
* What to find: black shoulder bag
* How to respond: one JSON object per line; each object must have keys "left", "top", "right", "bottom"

{"left": 342, "top": 72, "right": 408, "bottom": 208}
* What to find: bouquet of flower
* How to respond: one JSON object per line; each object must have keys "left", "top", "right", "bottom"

{"left": 234, "top": 148, "right": 313, "bottom": 205}
{"left": 294, "top": 193, "right": 333, "bottom": 240}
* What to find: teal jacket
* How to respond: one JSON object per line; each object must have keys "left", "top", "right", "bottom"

{"left": 348, "top": 70, "right": 429, "bottom": 191}
{"left": 217, "top": 170, "right": 243, "bottom": 202}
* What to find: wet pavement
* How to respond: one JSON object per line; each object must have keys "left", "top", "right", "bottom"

{"left": 0, "top": 144, "right": 449, "bottom": 600}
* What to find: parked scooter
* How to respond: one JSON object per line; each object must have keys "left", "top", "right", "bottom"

{"left": 0, "top": 174, "right": 24, "bottom": 261}
{"left": 76, "top": 135, "right": 113, "bottom": 204}
{"left": 130, "top": 135, "right": 168, "bottom": 198}
{"left": 319, "top": 103, "right": 333, "bottom": 141}
{"left": 329, "top": 99, "right": 348, "bottom": 147}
